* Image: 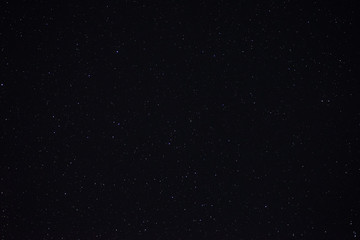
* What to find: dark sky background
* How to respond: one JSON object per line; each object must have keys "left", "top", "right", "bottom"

{"left": 1, "top": 1, "right": 359, "bottom": 239}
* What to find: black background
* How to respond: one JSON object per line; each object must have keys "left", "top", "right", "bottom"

{"left": 1, "top": 1, "right": 359, "bottom": 239}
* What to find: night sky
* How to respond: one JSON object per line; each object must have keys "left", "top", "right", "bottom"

{"left": 1, "top": 1, "right": 359, "bottom": 239}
